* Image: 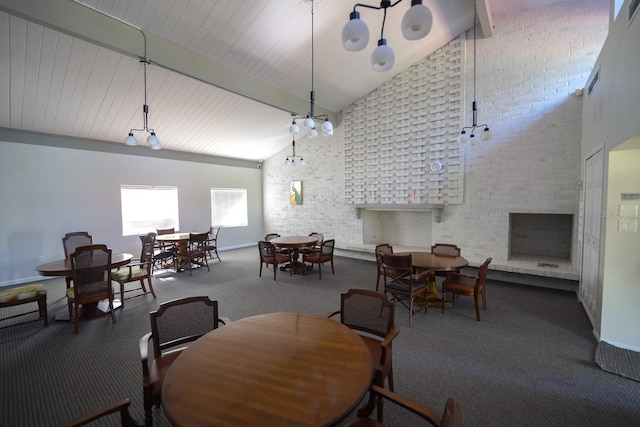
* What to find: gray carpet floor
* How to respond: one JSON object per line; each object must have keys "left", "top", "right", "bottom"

{"left": 595, "top": 341, "right": 640, "bottom": 382}
{"left": 1, "top": 246, "right": 640, "bottom": 426}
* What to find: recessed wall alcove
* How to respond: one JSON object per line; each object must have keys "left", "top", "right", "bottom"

{"left": 362, "top": 210, "right": 434, "bottom": 248}
{"left": 509, "top": 213, "right": 574, "bottom": 260}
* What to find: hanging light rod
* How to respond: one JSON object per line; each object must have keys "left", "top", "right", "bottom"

{"left": 286, "top": 120, "right": 305, "bottom": 166}
{"left": 125, "top": 58, "right": 161, "bottom": 150}
{"left": 342, "top": 0, "right": 433, "bottom": 72}
{"left": 290, "top": 0, "right": 333, "bottom": 139}
{"left": 458, "top": 0, "right": 491, "bottom": 143}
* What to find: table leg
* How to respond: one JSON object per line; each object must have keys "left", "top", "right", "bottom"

{"left": 54, "top": 299, "right": 122, "bottom": 321}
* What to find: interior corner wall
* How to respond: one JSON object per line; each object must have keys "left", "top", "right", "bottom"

{"left": 581, "top": 0, "right": 640, "bottom": 351}
{"left": 601, "top": 148, "right": 640, "bottom": 350}
{"left": 262, "top": 0, "right": 609, "bottom": 268}
{"left": 0, "top": 139, "right": 263, "bottom": 287}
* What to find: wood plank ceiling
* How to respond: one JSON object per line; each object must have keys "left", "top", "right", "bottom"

{"left": 0, "top": 0, "right": 566, "bottom": 161}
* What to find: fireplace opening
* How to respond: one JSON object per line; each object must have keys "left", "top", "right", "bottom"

{"left": 509, "top": 213, "right": 573, "bottom": 259}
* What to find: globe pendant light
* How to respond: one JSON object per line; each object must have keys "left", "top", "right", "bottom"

{"left": 342, "top": 0, "right": 432, "bottom": 72}
{"left": 458, "top": 0, "right": 491, "bottom": 144}
{"left": 289, "top": 0, "right": 333, "bottom": 139}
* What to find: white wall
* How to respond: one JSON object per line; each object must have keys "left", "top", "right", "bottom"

{"left": 581, "top": 0, "right": 640, "bottom": 350}
{"left": 0, "top": 138, "right": 263, "bottom": 286}
{"left": 601, "top": 147, "right": 640, "bottom": 349}
{"left": 263, "top": 0, "right": 609, "bottom": 269}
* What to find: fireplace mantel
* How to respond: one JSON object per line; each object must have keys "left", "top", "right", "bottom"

{"left": 355, "top": 203, "right": 445, "bottom": 222}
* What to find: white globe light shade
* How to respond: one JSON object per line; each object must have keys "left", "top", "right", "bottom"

{"left": 341, "top": 12, "right": 369, "bottom": 52}
{"left": 289, "top": 123, "right": 300, "bottom": 134}
{"left": 481, "top": 128, "right": 492, "bottom": 141}
{"left": 304, "top": 116, "right": 315, "bottom": 129}
{"left": 457, "top": 131, "right": 469, "bottom": 144}
{"left": 308, "top": 128, "right": 319, "bottom": 138}
{"left": 125, "top": 133, "right": 138, "bottom": 146}
{"left": 401, "top": 1, "right": 433, "bottom": 40}
{"left": 371, "top": 40, "right": 395, "bottom": 72}
{"left": 321, "top": 120, "right": 333, "bottom": 135}
{"left": 147, "top": 132, "right": 161, "bottom": 150}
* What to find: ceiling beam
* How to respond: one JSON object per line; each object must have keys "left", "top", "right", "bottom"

{"left": 0, "top": 0, "right": 337, "bottom": 124}
{"left": 477, "top": 0, "right": 494, "bottom": 38}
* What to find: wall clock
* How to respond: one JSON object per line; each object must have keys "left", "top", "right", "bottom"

{"left": 430, "top": 161, "right": 443, "bottom": 172}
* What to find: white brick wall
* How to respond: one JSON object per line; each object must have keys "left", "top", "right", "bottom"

{"left": 262, "top": 0, "right": 608, "bottom": 269}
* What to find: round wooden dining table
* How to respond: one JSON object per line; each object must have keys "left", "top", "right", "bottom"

{"left": 395, "top": 252, "right": 469, "bottom": 306}
{"left": 35, "top": 253, "right": 133, "bottom": 276}
{"left": 35, "top": 253, "right": 133, "bottom": 320}
{"left": 162, "top": 312, "right": 373, "bottom": 427}
{"left": 271, "top": 236, "right": 320, "bottom": 274}
{"left": 155, "top": 232, "right": 190, "bottom": 244}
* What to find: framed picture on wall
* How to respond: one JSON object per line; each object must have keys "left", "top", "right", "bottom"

{"left": 290, "top": 181, "right": 302, "bottom": 205}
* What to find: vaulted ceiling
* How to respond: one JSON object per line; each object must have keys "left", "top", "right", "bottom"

{"left": 0, "top": 0, "right": 568, "bottom": 161}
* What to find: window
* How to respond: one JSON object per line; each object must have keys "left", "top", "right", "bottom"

{"left": 120, "top": 185, "right": 179, "bottom": 236}
{"left": 211, "top": 188, "right": 248, "bottom": 227}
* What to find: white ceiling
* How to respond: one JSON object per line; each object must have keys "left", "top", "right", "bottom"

{"left": 0, "top": 0, "right": 569, "bottom": 161}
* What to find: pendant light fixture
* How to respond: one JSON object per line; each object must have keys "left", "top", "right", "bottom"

{"left": 285, "top": 132, "right": 305, "bottom": 167}
{"left": 458, "top": 1, "right": 491, "bottom": 143}
{"left": 125, "top": 57, "right": 161, "bottom": 150}
{"left": 342, "top": 0, "right": 433, "bottom": 72}
{"left": 289, "top": 0, "right": 333, "bottom": 139}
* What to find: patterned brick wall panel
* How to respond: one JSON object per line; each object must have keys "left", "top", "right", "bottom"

{"left": 344, "top": 37, "right": 464, "bottom": 206}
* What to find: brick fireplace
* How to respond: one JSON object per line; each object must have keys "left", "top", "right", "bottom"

{"left": 509, "top": 213, "right": 574, "bottom": 260}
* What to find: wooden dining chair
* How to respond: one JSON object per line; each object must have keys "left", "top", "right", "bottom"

{"left": 381, "top": 253, "right": 431, "bottom": 328}
{"left": 140, "top": 296, "right": 225, "bottom": 427}
{"left": 62, "top": 232, "right": 93, "bottom": 288}
{"left": 302, "top": 239, "right": 335, "bottom": 279}
{"left": 442, "top": 257, "right": 492, "bottom": 321}
{"left": 153, "top": 227, "right": 177, "bottom": 271}
{"left": 300, "top": 231, "right": 324, "bottom": 255}
{"left": 327, "top": 289, "right": 399, "bottom": 419}
{"left": 174, "top": 232, "right": 210, "bottom": 276}
{"left": 265, "top": 233, "right": 289, "bottom": 255}
{"left": 258, "top": 240, "right": 291, "bottom": 280}
{"left": 349, "top": 385, "right": 463, "bottom": 427}
{"left": 205, "top": 226, "right": 221, "bottom": 261}
{"left": 67, "top": 244, "right": 116, "bottom": 334}
{"left": 57, "top": 398, "right": 141, "bottom": 427}
{"left": 112, "top": 232, "right": 156, "bottom": 305}
{"left": 431, "top": 243, "right": 463, "bottom": 286}
{"left": 375, "top": 244, "right": 394, "bottom": 291}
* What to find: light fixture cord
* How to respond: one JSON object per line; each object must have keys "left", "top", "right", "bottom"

{"left": 471, "top": 0, "right": 478, "bottom": 127}
{"left": 309, "top": 0, "right": 316, "bottom": 119}
{"left": 143, "top": 59, "right": 149, "bottom": 131}
{"left": 380, "top": 7, "right": 388, "bottom": 39}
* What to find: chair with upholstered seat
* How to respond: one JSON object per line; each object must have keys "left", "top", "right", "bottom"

{"left": 327, "top": 289, "right": 399, "bottom": 403}
{"left": 302, "top": 239, "right": 335, "bottom": 279}
{"left": 67, "top": 244, "right": 116, "bottom": 334}
{"left": 381, "top": 253, "right": 431, "bottom": 328}
{"left": 112, "top": 232, "right": 156, "bottom": 305}
{"left": 442, "top": 257, "right": 492, "bottom": 321}
{"left": 348, "top": 385, "right": 463, "bottom": 427}
{"left": 375, "top": 244, "right": 394, "bottom": 291}
{"left": 258, "top": 240, "right": 291, "bottom": 280}
{"left": 57, "top": 398, "right": 141, "bottom": 427}
{"left": 174, "top": 232, "right": 209, "bottom": 276}
{"left": 140, "top": 296, "right": 225, "bottom": 427}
